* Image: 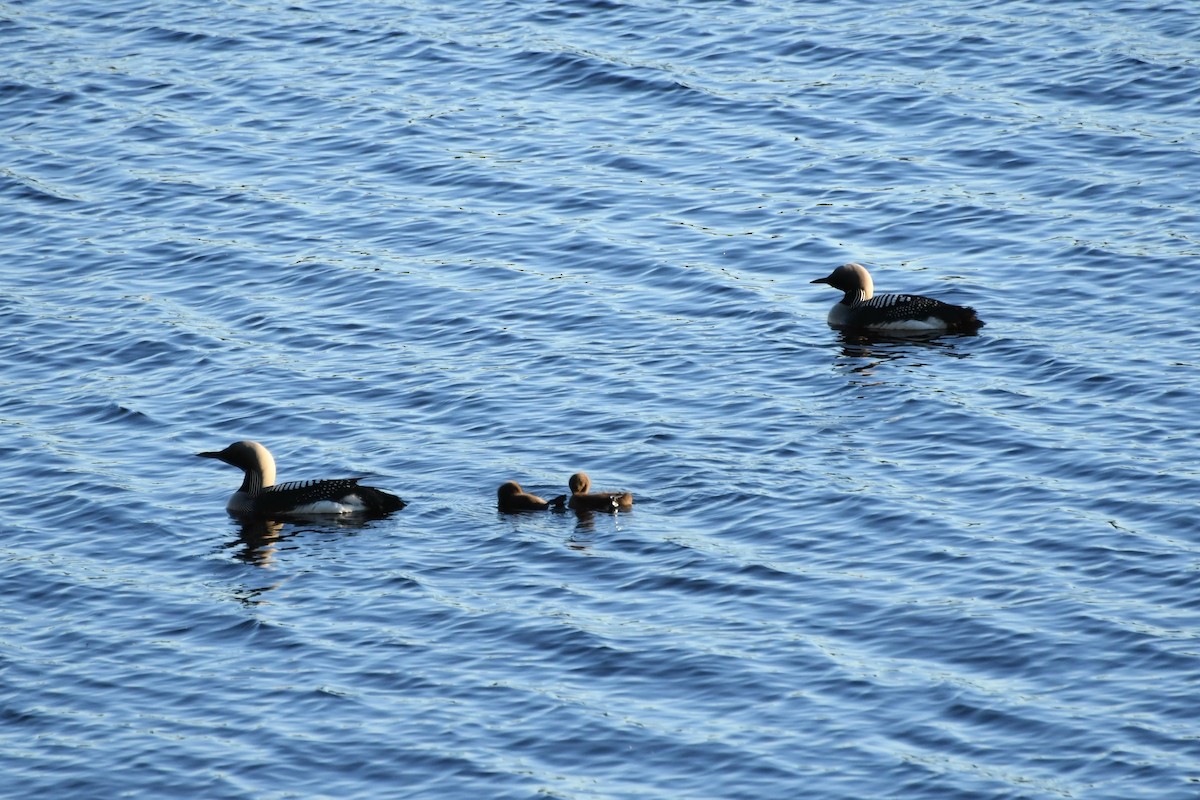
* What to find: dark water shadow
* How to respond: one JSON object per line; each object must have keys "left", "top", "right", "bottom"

{"left": 567, "top": 504, "right": 638, "bottom": 551}
{"left": 829, "top": 328, "right": 980, "bottom": 379}
{"left": 835, "top": 327, "right": 981, "bottom": 351}
{"left": 222, "top": 511, "right": 395, "bottom": 569}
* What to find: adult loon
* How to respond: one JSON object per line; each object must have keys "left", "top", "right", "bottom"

{"left": 567, "top": 472, "right": 633, "bottom": 512}
{"left": 497, "top": 481, "right": 566, "bottom": 513}
{"left": 811, "top": 263, "right": 984, "bottom": 333}
{"left": 198, "top": 440, "right": 406, "bottom": 517}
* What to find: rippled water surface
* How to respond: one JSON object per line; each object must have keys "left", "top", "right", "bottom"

{"left": 3, "top": 0, "right": 1199, "bottom": 797}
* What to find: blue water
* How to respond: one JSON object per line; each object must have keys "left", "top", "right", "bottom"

{"left": 3, "top": 0, "right": 1199, "bottom": 797}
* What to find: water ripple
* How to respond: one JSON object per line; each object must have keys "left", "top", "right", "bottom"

{"left": 3, "top": 0, "right": 1200, "bottom": 798}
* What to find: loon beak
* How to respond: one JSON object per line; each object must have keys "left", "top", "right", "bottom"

{"left": 811, "top": 275, "right": 833, "bottom": 285}
{"left": 197, "top": 450, "right": 224, "bottom": 460}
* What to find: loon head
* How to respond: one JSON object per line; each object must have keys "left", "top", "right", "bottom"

{"left": 568, "top": 472, "right": 591, "bottom": 495}
{"left": 197, "top": 440, "right": 278, "bottom": 491}
{"left": 812, "top": 263, "right": 874, "bottom": 302}
{"left": 498, "top": 481, "right": 524, "bottom": 501}
{"left": 497, "top": 480, "right": 564, "bottom": 512}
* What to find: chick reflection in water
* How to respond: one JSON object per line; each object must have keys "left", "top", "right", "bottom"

{"left": 567, "top": 472, "right": 633, "bottom": 513}
{"left": 497, "top": 481, "right": 565, "bottom": 513}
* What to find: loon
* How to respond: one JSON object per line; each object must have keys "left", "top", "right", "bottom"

{"left": 497, "top": 481, "right": 566, "bottom": 513}
{"left": 811, "top": 263, "right": 983, "bottom": 333}
{"left": 198, "top": 440, "right": 406, "bottom": 517}
{"left": 567, "top": 472, "right": 633, "bottom": 512}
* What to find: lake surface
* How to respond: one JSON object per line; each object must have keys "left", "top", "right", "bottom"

{"left": 2, "top": 0, "right": 1199, "bottom": 797}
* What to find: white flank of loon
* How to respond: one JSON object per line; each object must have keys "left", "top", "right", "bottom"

{"left": 197, "top": 440, "right": 406, "bottom": 517}
{"left": 811, "top": 262, "right": 984, "bottom": 333}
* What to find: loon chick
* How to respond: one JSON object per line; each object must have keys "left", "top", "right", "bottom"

{"left": 198, "top": 440, "right": 406, "bottom": 517}
{"left": 567, "top": 472, "right": 633, "bottom": 512}
{"left": 811, "top": 263, "right": 983, "bottom": 333}
{"left": 497, "top": 481, "right": 566, "bottom": 513}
